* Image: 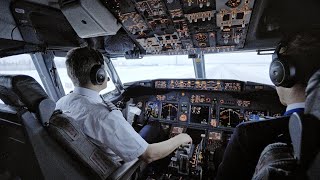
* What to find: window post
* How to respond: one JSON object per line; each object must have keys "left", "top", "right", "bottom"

{"left": 31, "top": 52, "right": 65, "bottom": 101}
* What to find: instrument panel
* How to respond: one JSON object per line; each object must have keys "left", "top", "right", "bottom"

{"left": 155, "top": 79, "right": 242, "bottom": 92}
{"left": 133, "top": 79, "right": 284, "bottom": 129}
{"left": 126, "top": 79, "right": 284, "bottom": 179}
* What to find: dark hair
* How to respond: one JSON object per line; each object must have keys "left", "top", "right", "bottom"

{"left": 65, "top": 47, "right": 104, "bottom": 86}
{"left": 281, "top": 30, "right": 320, "bottom": 85}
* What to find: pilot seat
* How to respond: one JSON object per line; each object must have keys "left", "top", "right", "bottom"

{"left": 252, "top": 69, "right": 320, "bottom": 179}
{"left": 0, "top": 75, "right": 141, "bottom": 180}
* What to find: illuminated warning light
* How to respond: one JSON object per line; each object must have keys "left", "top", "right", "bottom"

{"left": 179, "top": 114, "right": 188, "bottom": 121}
{"left": 211, "top": 119, "right": 217, "bottom": 127}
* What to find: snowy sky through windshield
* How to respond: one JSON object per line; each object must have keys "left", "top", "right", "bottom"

{"left": 112, "top": 52, "right": 273, "bottom": 85}
{"left": 0, "top": 52, "right": 273, "bottom": 94}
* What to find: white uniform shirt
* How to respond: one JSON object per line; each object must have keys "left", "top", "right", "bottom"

{"left": 286, "top": 102, "right": 305, "bottom": 112}
{"left": 56, "top": 87, "right": 148, "bottom": 162}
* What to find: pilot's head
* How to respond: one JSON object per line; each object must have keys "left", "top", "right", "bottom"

{"left": 66, "top": 47, "right": 108, "bottom": 91}
{"left": 269, "top": 30, "right": 320, "bottom": 106}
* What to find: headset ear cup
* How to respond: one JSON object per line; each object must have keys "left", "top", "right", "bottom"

{"left": 96, "top": 68, "right": 106, "bottom": 85}
{"left": 90, "top": 65, "right": 106, "bottom": 85}
{"left": 269, "top": 60, "right": 286, "bottom": 86}
{"left": 269, "top": 59, "right": 296, "bottom": 88}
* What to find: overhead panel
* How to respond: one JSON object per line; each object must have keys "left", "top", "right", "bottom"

{"left": 102, "top": 0, "right": 256, "bottom": 55}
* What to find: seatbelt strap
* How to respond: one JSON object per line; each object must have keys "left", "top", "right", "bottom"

{"left": 100, "top": 95, "right": 118, "bottom": 111}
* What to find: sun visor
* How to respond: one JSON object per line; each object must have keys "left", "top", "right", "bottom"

{"left": 104, "top": 30, "right": 135, "bottom": 55}
{"left": 60, "top": 0, "right": 121, "bottom": 38}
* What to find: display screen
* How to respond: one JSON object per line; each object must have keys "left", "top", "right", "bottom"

{"left": 219, "top": 107, "right": 243, "bottom": 127}
{"left": 161, "top": 102, "right": 178, "bottom": 120}
{"left": 190, "top": 105, "right": 210, "bottom": 124}
{"left": 145, "top": 101, "right": 160, "bottom": 118}
{"left": 244, "top": 110, "right": 268, "bottom": 121}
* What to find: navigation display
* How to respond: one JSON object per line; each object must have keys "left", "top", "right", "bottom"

{"left": 190, "top": 105, "right": 210, "bottom": 124}
{"left": 161, "top": 103, "right": 178, "bottom": 121}
{"left": 219, "top": 107, "right": 243, "bottom": 127}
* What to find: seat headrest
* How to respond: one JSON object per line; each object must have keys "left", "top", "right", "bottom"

{"left": 0, "top": 78, "right": 24, "bottom": 107}
{"left": 0, "top": 75, "right": 55, "bottom": 125}
{"left": 305, "top": 70, "right": 320, "bottom": 119}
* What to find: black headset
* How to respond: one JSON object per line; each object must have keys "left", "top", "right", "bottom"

{"left": 90, "top": 50, "right": 107, "bottom": 85}
{"left": 269, "top": 42, "right": 296, "bottom": 88}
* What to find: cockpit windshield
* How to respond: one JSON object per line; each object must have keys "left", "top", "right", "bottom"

{"left": 111, "top": 55, "right": 195, "bottom": 82}
{"left": 205, "top": 52, "right": 272, "bottom": 84}
{"left": 55, "top": 51, "right": 272, "bottom": 94}
{"left": 112, "top": 52, "right": 273, "bottom": 84}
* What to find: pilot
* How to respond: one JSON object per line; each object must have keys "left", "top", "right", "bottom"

{"left": 56, "top": 47, "right": 192, "bottom": 163}
{"left": 216, "top": 30, "right": 320, "bottom": 180}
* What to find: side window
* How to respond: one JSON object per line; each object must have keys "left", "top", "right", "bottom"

{"left": 54, "top": 57, "right": 116, "bottom": 94}
{"left": 0, "top": 54, "right": 44, "bottom": 104}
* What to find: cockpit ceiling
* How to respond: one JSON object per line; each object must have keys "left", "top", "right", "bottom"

{"left": 102, "top": 0, "right": 255, "bottom": 55}
{"left": 2, "top": 0, "right": 320, "bottom": 58}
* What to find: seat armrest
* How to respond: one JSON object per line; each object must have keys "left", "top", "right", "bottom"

{"left": 108, "top": 159, "right": 144, "bottom": 180}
